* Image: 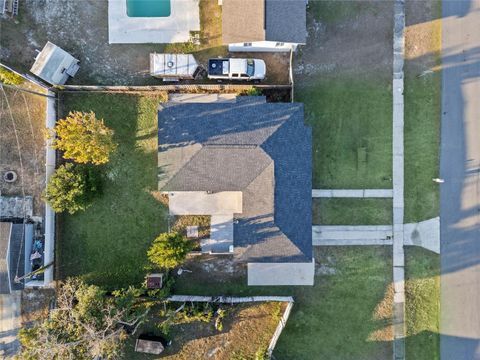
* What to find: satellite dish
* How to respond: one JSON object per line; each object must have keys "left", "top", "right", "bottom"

{"left": 167, "top": 61, "right": 174, "bottom": 68}
{"left": 211, "top": 63, "right": 217, "bottom": 68}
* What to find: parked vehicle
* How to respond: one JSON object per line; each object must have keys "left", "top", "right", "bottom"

{"left": 207, "top": 58, "right": 266, "bottom": 81}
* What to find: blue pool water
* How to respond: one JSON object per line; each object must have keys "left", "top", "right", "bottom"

{"left": 126, "top": 0, "right": 171, "bottom": 17}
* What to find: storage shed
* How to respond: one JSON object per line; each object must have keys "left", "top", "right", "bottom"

{"left": 150, "top": 53, "right": 198, "bottom": 81}
{"left": 30, "top": 42, "right": 80, "bottom": 85}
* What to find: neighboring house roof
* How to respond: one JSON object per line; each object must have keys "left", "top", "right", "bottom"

{"left": 222, "top": 0, "right": 307, "bottom": 44}
{"left": 30, "top": 41, "right": 80, "bottom": 85}
{"left": 0, "top": 222, "right": 26, "bottom": 294}
{"left": 158, "top": 96, "right": 312, "bottom": 263}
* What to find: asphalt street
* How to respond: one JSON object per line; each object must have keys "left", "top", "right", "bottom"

{"left": 440, "top": 0, "right": 480, "bottom": 359}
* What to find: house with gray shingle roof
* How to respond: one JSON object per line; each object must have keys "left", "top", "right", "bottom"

{"left": 158, "top": 94, "right": 314, "bottom": 285}
{"left": 222, "top": 0, "right": 307, "bottom": 52}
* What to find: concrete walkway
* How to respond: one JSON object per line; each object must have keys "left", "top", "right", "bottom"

{"left": 0, "top": 292, "right": 21, "bottom": 359}
{"left": 312, "top": 225, "right": 393, "bottom": 245}
{"left": 392, "top": 0, "right": 406, "bottom": 357}
{"left": 312, "top": 189, "right": 393, "bottom": 198}
{"left": 201, "top": 215, "right": 234, "bottom": 253}
{"left": 312, "top": 218, "right": 440, "bottom": 254}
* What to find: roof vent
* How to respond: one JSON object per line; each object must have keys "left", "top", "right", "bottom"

{"left": 167, "top": 60, "right": 174, "bottom": 68}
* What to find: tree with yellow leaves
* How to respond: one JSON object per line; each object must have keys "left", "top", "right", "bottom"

{"left": 50, "top": 111, "right": 117, "bottom": 165}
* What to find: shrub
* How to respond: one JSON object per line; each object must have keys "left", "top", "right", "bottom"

{"left": 0, "top": 67, "right": 24, "bottom": 85}
{"left": 44, "top": 163, "right": 101, "bottom": 214}
{"left": 147, "top": 232, "right": 193, "bottom": 270}
{"left": 49, "top": 111, "right": 117, "bottom": 165}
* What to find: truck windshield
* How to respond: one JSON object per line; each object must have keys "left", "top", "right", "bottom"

{"left": 246, "top": 59, "right": 255, "bottom": 77}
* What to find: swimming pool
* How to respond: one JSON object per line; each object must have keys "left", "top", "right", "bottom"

{"left": 126, "top": 0, "right": 171, "bottom": 17}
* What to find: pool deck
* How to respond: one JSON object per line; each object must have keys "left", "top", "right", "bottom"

{"left": 108, "top": 0, "right": 200, "bottom": 44}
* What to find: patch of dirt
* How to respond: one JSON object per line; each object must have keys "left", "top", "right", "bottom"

{"left": 405, "top": 0, "right": 441, "bottom": 72}
{"left": 0, "top": 0, "right": 163, "bottom": 85}
{"left": 229, "top": 52, "right": 290, "bottom": 85}
{"left": 369, "top": 283, "right": 394, "bottom": 342}
{"left": 295, "top": 1, "right": 394, "bottom": 82}
{"left": 0, "top": 84, "right": 47, "bottom": 217}
{"left": 160, "top": 302, "right": 283, "bottom": 359}
{"left": 21, "top": 288, "right": 55, "bottom": 325}
{"left": 183, "top": 255, "right": 241, "bottom": 277}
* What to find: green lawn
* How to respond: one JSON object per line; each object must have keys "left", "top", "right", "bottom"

{"left": 405, "top": 247, "right": 440, "bottom": 360}
{"left": 274, "top": 247, "right": 393, "bottom": 359}
{"left": 313, "top": 198, "right": 393, "bottom": 225}
{"left": 172, "top": 248, "right": 393, "bottom": 359}
{"left": 404, "top": 73, "right": 441, "bottom": 223}
{"left": 57, "top": 92, "right": 168, "bottom": 289}
{"left": 297, "top": 78, "right": 392, "bottom": 189}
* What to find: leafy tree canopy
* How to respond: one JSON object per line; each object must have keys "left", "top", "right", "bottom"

{"left": 43, "top": 163, "right": 101, "bottom": 214}
{"left": 50, "top": 111, "right": 117, "bottom": 165}
{"left": 0, "top": 67, "right": 23, "bottom": 85}
{"left": 17, "top": 278, "right": 147, "bottom": 360}
{"left": 147, "top": 232, "right": 193, "bottom": 270}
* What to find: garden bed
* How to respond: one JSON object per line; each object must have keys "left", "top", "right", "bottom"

{"left": 123, "top": 301, "right": 284, "bottom": 359}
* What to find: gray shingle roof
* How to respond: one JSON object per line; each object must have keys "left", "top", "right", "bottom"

{"left": 222, "top": 0, "right": 307, "bottom": 44}
{"left": 158, "top": 96, "right": 312, "bottom": 263}
{"left": 266, "top": 0, "right": 307, "bottom": 43}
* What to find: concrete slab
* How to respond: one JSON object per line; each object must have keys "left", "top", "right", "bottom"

{"left": 201, "top": 215, "right": 234, "bottom": 253}
{"left": 168, "top": 191, "right": 242, "bottom": 215}
{"left": 312, "top": 189, "right": 393, "bottom": 198}
{"left": 363, "top": 189, "right": 394, "bottom": 197}
{"left": 108, "top": 0, "right": 200, "bottom": 44}
{"left": 169, "top": 93, "right": 238, "bottom": 103}
{"left": 403, "top": 217, "right": 440, "bottom": 253}
{"left": 248, "top": 260, "right": 315, "bottom": 286}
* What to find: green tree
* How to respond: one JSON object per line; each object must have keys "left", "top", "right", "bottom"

{"left": 44, "top": 163, "right": 101, "bottom": 214}
{"left": 147, "top": 232, "right": 193, "bottom": 270}
{"left": 0, "top": 67, "right": 24, "bottom": 85}
{"left": 17, "top": 278, "right": 147, "bottom": 360}
{"left": 49, "top": 111, "right": 117, "bottom": 165}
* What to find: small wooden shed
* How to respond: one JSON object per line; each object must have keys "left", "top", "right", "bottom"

{"left": 146, "top": 273, "right": 164, "bottom": 289}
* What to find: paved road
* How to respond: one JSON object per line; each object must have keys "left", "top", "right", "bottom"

{"left": 440, "top": 1, "right": 480, "bottom": 359}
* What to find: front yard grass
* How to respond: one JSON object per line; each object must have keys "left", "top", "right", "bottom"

{"left": 313, "top": 198, "right": 393, "bottom": 225}
{"left": 404, "top": 0, "right": 442, "bottom": 222}
{"left": 274, "top": 247, "right": 393, "bottom": 359}
{"left": 57, "top": 92, "right": 168, "bottom": 289}
{"left": 297, "top": 77, "right": 392, "bottom": 190}
{"left": 172, "top": 248, "right": 393, "bottom": 359}
{"left": 405, "top": 247, "right": 440, "bottom": 360}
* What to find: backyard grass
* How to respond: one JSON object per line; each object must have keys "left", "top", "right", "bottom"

{"left": 313, "top": 198, "right": 393, "bottom": 225}
{"left": 296, "top": 77, "right": 392, "bottom": 189}
{"left": 405, "top": 247, "right": 440, "bottom": 360}
{"left": 57, "top": 92, "right": 168, "bottom": 289}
